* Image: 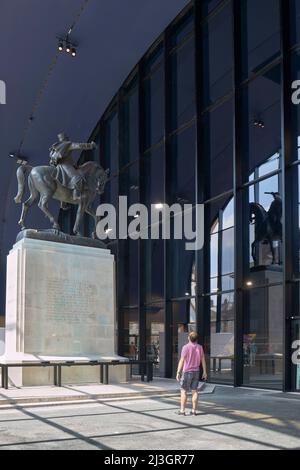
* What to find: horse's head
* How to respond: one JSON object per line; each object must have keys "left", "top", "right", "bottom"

{"left": 249, "top": 202, "right": 267, "bottom": 225}
{"left": 95, "top": 167, "right": 110, "bottom": 195}
{"left": 78, "top": 162, "right": 110, "bottom": 196}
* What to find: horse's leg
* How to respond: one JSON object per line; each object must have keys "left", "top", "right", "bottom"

{"left": 251, "top": 240, "right": 257, "bottom": 265}
{"left": 73, "top": 202, "right": 86, "bottom": 236}
{"left": 269, "top": 238, "right": 276, "bottom": 264}
{"left": 85, "top": 205, "right": 98, "bottom": 239}
{"left": 38, "top": 192, "right": 60, "bottom": 230}
{"left": 18, "top": 176, "right": 39, "bottom": 230}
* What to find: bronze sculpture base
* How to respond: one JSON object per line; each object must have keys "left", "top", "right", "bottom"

{"left": 16, "top": 229, "right": 107, "bottom": 249}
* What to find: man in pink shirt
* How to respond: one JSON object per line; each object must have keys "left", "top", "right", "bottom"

{"left": 176, "top": 331, "right": 207, "bottom": 416}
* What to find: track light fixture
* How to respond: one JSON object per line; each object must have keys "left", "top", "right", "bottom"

{"left": 57, "top": 36, "right": 78, "bottom": 58}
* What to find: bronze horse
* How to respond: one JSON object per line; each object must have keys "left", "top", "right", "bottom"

{"left": 250, "top": 192, "right": 282, "bottom": 265}
{"left": 14, "top": 161, "right": 109, "bottom": 237}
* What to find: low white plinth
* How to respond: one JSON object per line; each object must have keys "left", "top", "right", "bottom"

{"left": 3, "top": 238, "right": 128, "bottom": 386}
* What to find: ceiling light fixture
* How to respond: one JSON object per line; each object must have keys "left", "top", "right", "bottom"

{"left": 57, "top": 35, "right": 78, "bottom": 58}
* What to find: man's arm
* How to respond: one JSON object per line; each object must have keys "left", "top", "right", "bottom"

{"left": 201, "top": 353, "right": 208, "bottom": 381}
{"left": 71, "top": 141, "right": 97, "bottom": 151}
{"left": 176, "top": 357, "right": 185, "bottom": 382}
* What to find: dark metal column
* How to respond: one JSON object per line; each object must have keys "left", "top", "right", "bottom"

{"left": 117, "top": 91, "right": 125, "bottom": 357}
{"left": 138, "top": 61, "right": 147, "bottom": 364}
{"left": 164, "top": 28, "right": 173, "bottom": 378}
{"left": 233, "top": 0, "right": 244, "bottom": 387}
{"left": 281, "top": 0, "right": 293, "bottom": 392}
{"left": 194, "top": 0, "right": 211, "bottom": 362}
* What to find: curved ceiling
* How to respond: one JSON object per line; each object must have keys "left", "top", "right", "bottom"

{"left": 0, "top": 0, "right": 190, "bottom": 312}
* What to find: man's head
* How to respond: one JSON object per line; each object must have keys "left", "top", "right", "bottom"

{"left": 188, "top": 331, "right": 198, "bottom": 343}
{"left": 57, "top": 132, "right": 69, "bottom": 142}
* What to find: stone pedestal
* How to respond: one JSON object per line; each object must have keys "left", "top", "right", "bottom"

{"left": 3, "top": 237, "right": 128, "bottom": 386}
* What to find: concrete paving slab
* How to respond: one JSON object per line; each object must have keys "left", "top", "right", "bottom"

{"left": 0, "top": 386, "right": 298, "bottom": 450}
{"left": 0, "top": 378, "right": 214, "bottom": 407}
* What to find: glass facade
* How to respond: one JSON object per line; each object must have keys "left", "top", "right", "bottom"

{"left": 64, "top": 0, "right": 300, "bottom": 391}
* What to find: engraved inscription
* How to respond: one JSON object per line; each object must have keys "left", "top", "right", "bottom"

{"left": 46, "top": 278, "right": 98, "bottom": 323}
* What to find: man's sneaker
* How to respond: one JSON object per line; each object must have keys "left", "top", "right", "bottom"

{"left": 190, "top": 410, "right": 198, "bottom": 416}
{"left": 176, "top": 410, "right": 186, "bottom": 416}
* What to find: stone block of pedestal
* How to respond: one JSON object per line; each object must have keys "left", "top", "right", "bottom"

{"left": 3, "top": 237, "right": 128, "bottom": 386}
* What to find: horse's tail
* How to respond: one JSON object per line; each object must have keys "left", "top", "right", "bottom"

{"left": 14, "top": 164, "right": 33, "bottom": 203}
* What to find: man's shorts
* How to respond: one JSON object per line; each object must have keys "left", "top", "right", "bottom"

{"left": 180, "top": 371, "right": 199, "bottom": 392}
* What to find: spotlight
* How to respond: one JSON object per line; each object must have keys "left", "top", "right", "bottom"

{"left": 57, "top": 36, "right": 78, "bottom": 58}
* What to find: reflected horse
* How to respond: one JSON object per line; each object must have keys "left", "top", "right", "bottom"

{"left": 249, "top": 198, "right": 282, "bottom": 265}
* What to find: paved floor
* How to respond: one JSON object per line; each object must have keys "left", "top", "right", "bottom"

{"left": 0, "top": 379, "right": 183, "bottom": 406}
{"left": 0, "top": 385, "right": 299, "bottom": 450}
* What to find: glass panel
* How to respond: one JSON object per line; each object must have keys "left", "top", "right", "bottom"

{"left": 290, "top": 0, "right": 300, "bottom": 46}
{"left": 142, "top": 239, "right": 164, "bottom": 304}
{"left": 248, "top": 176, "right": 283, "bottom": 277}
{"left": 145, "top": 303, "right": 165, "bottom": 376}
{"left": 120, "top": 81, "right": 139, "bottom": 167}
{"left": 206, "top": 195, "right": 235, "bottom": 294}
{"left": 121, "top": 307, "right": 139, "bottom": 361}
{"left": 119, "top": 162, "right": 139, "bottom": 206}
{"left": 141, "top": 145, "right": 164, "bottom": 210}
{"left": 210, "top": 292, "right": 235, "bottom": 384}
{"left": 170, "top": 125, "right": 196, "bottom": 205}
{"left": 241, "top": 65, "right": 281, "bottom": 183}
{"left": 243, "top": 285, "right": 283, "bottom": 390}
{"left": 291, "top": 51, "right": 300, "bottom": 162}
{"left": 119, "top": 239, "right": 139, "bottom": 307}
{"left": 169, "top": 236, "right": 195, "bottom": 299}
{"left": 202, "top": 0, "right": 224, "bottom": 17}
{"left": 240, "top": 0, "right": 280, "bottom": 79}
{"left": 144, "top": 44, "right": 164, "bottom": 76}
{"left": 203, "top": 99, "right": 234, "bottom": 198}
{"left": 291, "top": 318, "right": 300, "bottom": 392}
{"left": 172, "top": 300, "right": 197, "bottom": 377}
{"left": 143, "top": 64, "right": 164, "bottom": 150}
{"left": 170, "top": 39, "right": 196, "bottom": 130}
{"left": 170, "top": 10, "right": 194, "bottom": 48}
{"left": 202, "top": 3, "right": 233, "bottom": 107}
{"left": 296, "top": 166, "right": 300, "bottom": 277}
{"left": 102, "top": 110, "right": 119, "bottom": 208}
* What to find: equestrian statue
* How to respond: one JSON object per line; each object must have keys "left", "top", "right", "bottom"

{"left": 14, "top": 132, "right": 109, "bottom": 238}
{"left": 249, "top": 192, "right": 282, "bottom": 265}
